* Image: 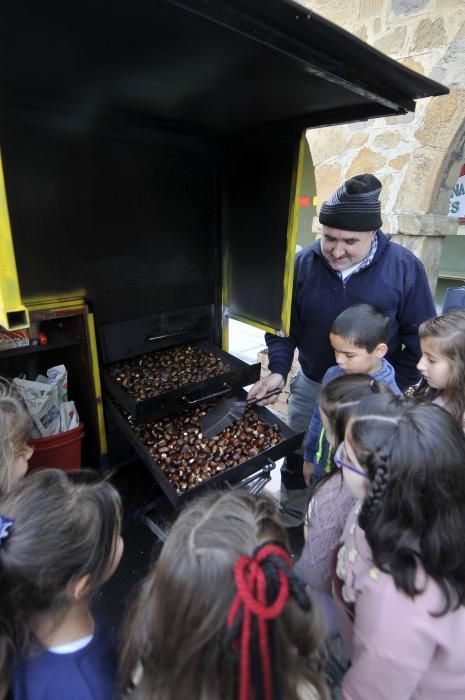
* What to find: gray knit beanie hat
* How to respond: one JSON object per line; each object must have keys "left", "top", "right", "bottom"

{"left": 319, "top": 173, "right": 382, "bottom": 232}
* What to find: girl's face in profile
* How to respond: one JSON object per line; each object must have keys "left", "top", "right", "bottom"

{"left": 417, "top": 338, "right": 451, "bottom": 391}
{"left": 342, "top": 427, "right": 370, "bottom": 501}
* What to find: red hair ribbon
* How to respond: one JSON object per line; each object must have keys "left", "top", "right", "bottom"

{"left": 227, "top": 544, "right": 292, "bottom": 700}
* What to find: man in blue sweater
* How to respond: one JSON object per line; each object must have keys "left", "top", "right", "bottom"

{"left": 248, "top": 173, "right": 436, "bottom": 552}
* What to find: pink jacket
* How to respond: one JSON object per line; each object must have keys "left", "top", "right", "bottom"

{"left": 336, "top": 503, "right": 465, "bottom": 700}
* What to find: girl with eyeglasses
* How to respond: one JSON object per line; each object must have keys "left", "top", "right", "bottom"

{"left": 336, "top": 394, "right": 465, "bottom": 700}
{"left": 295, "top": 374, "right": 393, "bottom": 638}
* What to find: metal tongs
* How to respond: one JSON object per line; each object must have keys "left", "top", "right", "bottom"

{"left": 200, "top": 389, "right": 281, "bottom": 439}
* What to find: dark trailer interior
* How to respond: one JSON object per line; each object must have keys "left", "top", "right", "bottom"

{"left": 0, "top": 0, "right": 447, "bottom": 619}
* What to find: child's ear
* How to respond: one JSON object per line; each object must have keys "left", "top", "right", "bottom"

{"left": 374, "top": 342, "right": 388, "bottom": 358}
{"left": 73, "top": 574, "right": 91, "bottom": 601}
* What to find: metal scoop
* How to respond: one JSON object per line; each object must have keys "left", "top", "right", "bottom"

{"left": 200, "top": 389, "right": 282, "bottom": 439}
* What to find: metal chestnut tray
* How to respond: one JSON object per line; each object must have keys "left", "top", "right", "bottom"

{"left": 103, "top": 340, "right": 260, "bottom": 424}
{"left": 107, "top": 392, "right": 303, "bottom": 509}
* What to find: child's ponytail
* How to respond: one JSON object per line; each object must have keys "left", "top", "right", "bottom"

{"left": 358, "top": 452, "right": 390, "bottom": 530}
{"left": 225, "top": 542, "right": 312, "bottom": 700}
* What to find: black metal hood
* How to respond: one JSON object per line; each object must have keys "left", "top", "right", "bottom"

{"left": 0, "top": 0, "right": 448, "bottom": 134}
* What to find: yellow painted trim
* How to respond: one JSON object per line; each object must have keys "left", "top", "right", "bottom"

{"left": 86, "top": 312, "right": 108, "bottom": 456}
{"left": 281, "top": 134, "right": 305, "bottom": 336}
{"left": 0, "top": 150, "right": 28, "bottom": 330}
{"left": 222, "top": 313, "right": 229, "bottom": 352}
{"left": 24, "top": 293, "right": 87, "bottom": 312}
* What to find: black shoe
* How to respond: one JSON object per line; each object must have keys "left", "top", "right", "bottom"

{"left": 285, "top": 523, "right": 305, "bottom": 560}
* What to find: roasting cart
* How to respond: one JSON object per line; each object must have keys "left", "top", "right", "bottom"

{"left": 0, "top": 0, "right": 447, "bottom": 528}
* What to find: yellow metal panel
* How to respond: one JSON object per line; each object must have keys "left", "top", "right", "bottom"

{"left": 281, "top": 133, "right": 305, "bottom": 336}
{"left": 24, "top": 293, "right": 87, "bottom": 313}
{"left": 0, "top": 150, "right": 28, "bottom": 330}
{"left": 86, "top": 312, "right": 108, "bottom": 456}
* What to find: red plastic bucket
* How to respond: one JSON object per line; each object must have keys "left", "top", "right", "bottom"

{"left": 27, "top": 423, "right": 85, "bottom": 473}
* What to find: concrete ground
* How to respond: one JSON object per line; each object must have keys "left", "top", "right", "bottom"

{"left": 227, "top": 318, "right": 282, "bottom": 496}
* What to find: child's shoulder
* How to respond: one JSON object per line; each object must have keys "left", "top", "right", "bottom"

{"left": 12, "top": 616, "right": 117, "bottom": 700}
{"left": 322, "top": 365, "right": 345, "bottom": 384}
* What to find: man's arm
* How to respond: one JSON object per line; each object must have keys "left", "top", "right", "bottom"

{"left": 248, "top": 251, "right": 303, "bottom": 402}
{"left": 392, "top": 259, "right": 436, "bottom": 391}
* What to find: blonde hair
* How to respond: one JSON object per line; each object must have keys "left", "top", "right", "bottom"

{"left": 0, "top": 379, "right": 31, "bottom": 497}
{"left": 120, "top": 490, "right": 328, "bottom": 700}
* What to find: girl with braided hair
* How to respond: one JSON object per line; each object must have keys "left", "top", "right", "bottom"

{"left": 119, "top": 490, "right": 329, "bottom": 700}
{"left": 335, "top": 394, "right": 465, "bottom": 699}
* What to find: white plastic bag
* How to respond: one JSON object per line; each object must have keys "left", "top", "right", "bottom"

{"left": 13, "top": 377, "right": 61, "bottom": 437}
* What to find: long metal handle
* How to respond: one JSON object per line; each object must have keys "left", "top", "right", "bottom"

{"left": 225, "top": 460, "right": 276, "bottom": 493}
{"left": 246, "top": 388, "right": 281, "bottom": 407}
{"left": 182, "top": 383, "right": 231, "bottom": 406}
{"left": 145, "top": 331, "right": 187, "bottom": 342}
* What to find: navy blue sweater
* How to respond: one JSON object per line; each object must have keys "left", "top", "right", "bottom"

{"left": 266, "top": 232, "right": 436, "bottom": 390}
{"left": 12, "top": 614, "right": 117, "bottom": 700}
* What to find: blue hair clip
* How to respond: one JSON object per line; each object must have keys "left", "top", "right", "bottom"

{"left": 0, "top": 514, "right": 13, "bottom": 544}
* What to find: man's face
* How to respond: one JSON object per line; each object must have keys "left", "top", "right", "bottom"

{"left": 321, "top": 226, "right": 376, "bottom": 271}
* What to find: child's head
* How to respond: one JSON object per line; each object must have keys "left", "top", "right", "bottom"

{"left": 0, "top": 468, "right": 122, "bottom": 691}
{"left": 0, "top": 381, "right": 32, "bottom": 496}
{"left": 319, "top": 373, "right": 394, "bottom": 449}
{"left": 330, "top": 303, "right": 390, "bottom": 374}
{"left": 120, "top": 490, "right": 327, "bottom": 700}
{"left": 343, "top": 394, "right": 465, "bottom": 612}
{"left": 417, "top": 310, "right": 465, "bottom": 424}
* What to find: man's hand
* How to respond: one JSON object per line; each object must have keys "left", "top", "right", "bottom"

{"left": 303, "top": 460, "right": 314, "bottom": 487}
{"left": 247, "top": 373, "right": 285, "bottom": 406}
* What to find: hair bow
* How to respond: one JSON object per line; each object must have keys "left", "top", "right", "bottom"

{"left": 0, "top": 514, "right": 13, "bottom": 545}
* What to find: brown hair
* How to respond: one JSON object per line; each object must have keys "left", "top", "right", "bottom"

{"left": 0, "top": 468, "right": 122, "bottom": 696}
{"left": 319, "top": 373, "right": 395, "bottom": 450}
{"left": 418, "top": 310, "right": 465, "bottom": 427}
{"left": 120, "top": 490, "right": 328, "bottom": 700}
{"left": 348, "top": 394, "right": 465, "bottom": 614}
{"left": 0, "top": 379, "right": 31, "bottom": 497}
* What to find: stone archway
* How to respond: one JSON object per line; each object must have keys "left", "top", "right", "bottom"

{"left": 392, "top": 88, "right": 465, "bottom": 290}
{"left": 302, "top": 0, "right": 465, "bottom": 293}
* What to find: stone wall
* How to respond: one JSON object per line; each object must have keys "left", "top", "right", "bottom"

{"left": 297, "top": 0, "right": 465, "bottom": 291}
